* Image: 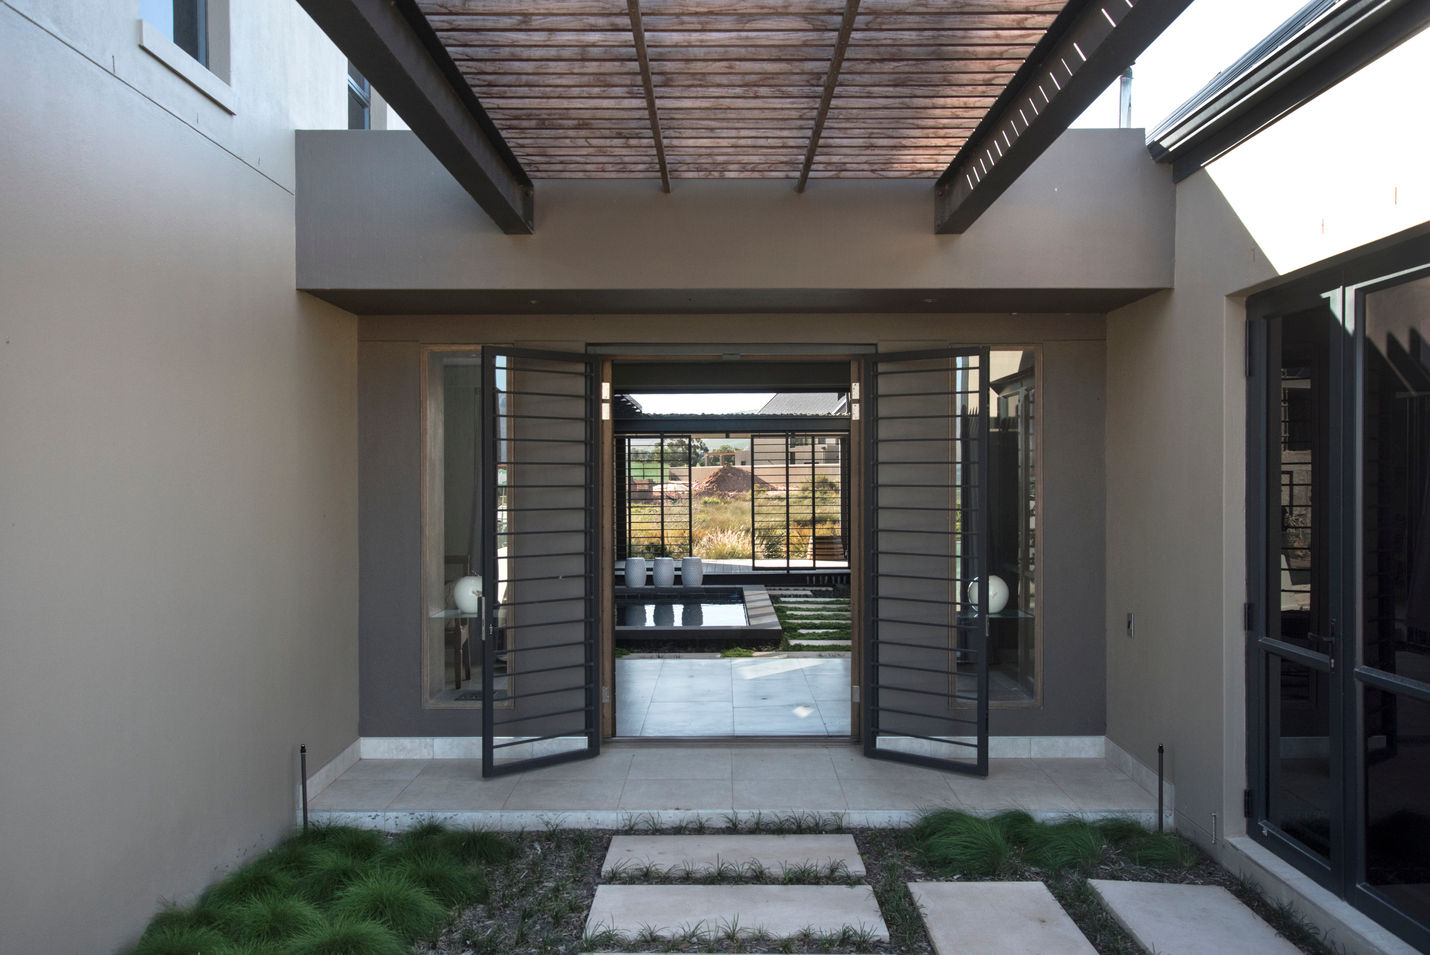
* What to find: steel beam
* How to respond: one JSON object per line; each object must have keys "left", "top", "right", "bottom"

{"left": 934, "top": 0, "right": 1192, "bottom": 235}
{"left": 627, "top": 0, "right": 671, "bottom": 193}
{"left": 298, "top": 0, "right": 534, "bottom": 234}
{"left": 1148, "top": 0, "right": 1430, "bottom": 181}
{"left": 796, "top": 0, "right": 861, "bottom": 193}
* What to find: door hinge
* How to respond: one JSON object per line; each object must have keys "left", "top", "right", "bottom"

{"left": 851, "top": 684, "right": 860, "bottom": 703}
{"left": 1243, "top": 602, "right": 1254, "bottom": 632}
{"left": 601, "top": 685, "right": 611, "bottom": 704}
{"left": 1243, "top": 788, "right": 1253, "bottom": 818}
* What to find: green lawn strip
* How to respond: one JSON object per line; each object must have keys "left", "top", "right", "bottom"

{"left": 123, "top": 823, "right": 517, "bottom": 955}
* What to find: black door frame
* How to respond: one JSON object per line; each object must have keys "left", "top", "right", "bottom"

{"left": 481, "top": 347, "right": 600, "bottom": 777}
{"left": 864, "top": 347, "right": 991, "bottom": 776}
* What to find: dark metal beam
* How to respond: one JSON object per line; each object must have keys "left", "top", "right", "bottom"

{"left": 1148, "top": 0, "right": 1430, "bottom": 181}
{"left": 614, "top": 415, "right": 850, "bottom": 435}
{"left": 627, "top": 0, "right": 671, "bottom": 193}
{"left": 297, "top": 0, "right": 534, "bottom": 233}
{"left": 934, "top": 0, "right": 1192, "bottom": 235}
{"left": 796, "top": 0, "right": 861, "bottom": 193}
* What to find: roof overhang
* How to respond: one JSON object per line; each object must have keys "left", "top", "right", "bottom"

{"left": 299, "top": 0, "right": 1183, "bottom": 235}
{"left": 1147, "top": 0, "right": 1430, "bottom": 181}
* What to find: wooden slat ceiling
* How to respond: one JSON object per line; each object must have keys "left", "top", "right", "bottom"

{"left": 417, "top": 0, "right": 1069, "bottom": 181}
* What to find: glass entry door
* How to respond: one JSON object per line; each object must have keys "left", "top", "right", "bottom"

{"left": 480, "top": 349, "right": 599, "bottom": 777}
{"left": 1249, "top": 248, "right": 1430, "bottom": 950}
{"left": 864, "top": 348, "right": 990, "bottom": 775}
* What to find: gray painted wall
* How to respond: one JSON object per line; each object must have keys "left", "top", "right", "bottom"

{"left": 297, "top": 129, "right": 1173, "bottom": 299}
{"left": 358, "top": 315, "right": 1106, "bottom": 738}
{"left": 1103, "top": 173, "right": 1276, "bottom": 849}
{"left": 0, "top": 3, "right": 359, "bottom": 951}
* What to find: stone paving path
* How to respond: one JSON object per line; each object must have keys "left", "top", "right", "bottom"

{"left": 1091, "top": 880, "right": 1303, "bottom": 955}
{"left": 584, "top": 833, "right": 1306, "bottom": 954}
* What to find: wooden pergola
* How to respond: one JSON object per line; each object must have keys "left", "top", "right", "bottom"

{"left": 301, "top": 0, "right": 1191, "bottom": 232}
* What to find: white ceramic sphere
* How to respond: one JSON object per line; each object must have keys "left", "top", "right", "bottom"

{"left": 452, "top": 575, "right": 482, "bottom": 613}
{"left": 968, "top": 574, "right": 1010, "bottom": 614}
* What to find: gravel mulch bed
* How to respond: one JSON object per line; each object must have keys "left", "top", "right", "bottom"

{"left": 412, "top": 822, "right": 1336, "bottom": 955}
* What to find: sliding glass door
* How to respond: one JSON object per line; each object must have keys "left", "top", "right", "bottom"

{"left": 1248, "top": 237, "right": 1430, "bottom": 950}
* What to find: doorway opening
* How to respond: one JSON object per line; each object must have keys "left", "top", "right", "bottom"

{"left": 608, "top": 360, "right": 855, "bottom": 738}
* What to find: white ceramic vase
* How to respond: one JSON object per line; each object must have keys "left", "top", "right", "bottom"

{"left": 681, "top": 556, "right": 704, "bottom": 587}
{"left": 652, "top": 556, "right": 675, "bottom": 587}
{"left": 966, "top": 574, "right": 1010, "bottom": 614}
{"left": 452, "top": 575, "right": 483, "bottom": 614}
{"left": 624, "top": 557, "right": 648, "bottom": 588}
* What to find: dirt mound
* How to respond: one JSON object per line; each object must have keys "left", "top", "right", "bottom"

{"left": 691, "top": 465, "right": 774, "bottom": 497}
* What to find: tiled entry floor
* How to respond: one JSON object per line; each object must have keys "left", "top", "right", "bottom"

{"left": 616, "top": 657, "right": 851, "bottom": 736}
{"left": 307, "top": 744, "right": 1161, "bottom": 830}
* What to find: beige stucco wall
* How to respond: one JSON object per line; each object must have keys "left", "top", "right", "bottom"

{"left": 1104, "top": 28, "right": 1430, "bottom": 856}
{"left": 0, "top": 3, "right": 359, "bottom": 952}
{"left": 296, "top": 128, "right": 1174, "bottom": 300}
{"left": 1103, "top": 172, "right": 1272, "bottom": 849}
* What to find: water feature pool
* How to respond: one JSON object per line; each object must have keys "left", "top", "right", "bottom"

{"left": 614, "top": 585, "right": 782, "bottom": 647}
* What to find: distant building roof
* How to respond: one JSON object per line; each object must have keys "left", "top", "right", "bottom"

{"left": 756, "top": 392, "right": 847, "bottom": 415}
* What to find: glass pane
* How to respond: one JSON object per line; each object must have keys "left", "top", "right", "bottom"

{"left": 988, "top": 349, "right": 1036, "bottom": 701}
{"left": 1273, "top": 307, "right": 1334, "bottom": 653}
{"left": 1361, "top": 272, "right": 1430, "bottom": 685}
{"left": 617, "top": 431, "right": 849, "bottom": 574}
{"left": 423, "top": 352, "right": 483, "bottom": 703}
{"left": 1267, "top": 655, "right": 1332, "bottom": 861}
{"left": 1364, "top": 689, "right": 1430, "bottom": 925}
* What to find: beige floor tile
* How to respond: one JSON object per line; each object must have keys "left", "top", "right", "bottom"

{"left": 1056, "top": 777, "right": 1157, "bottom": 812}
{"left": 339, "top": 758, "right": 429, "bottom": 781}
{"left": 619, "top": 776, "right": 735, "bottom": 811}
{"left": 732, "top": 702, "right": 829, "bottom": 735}
{"left": 387, "top": 774, "right": 516, "bottom": 810}
{"left": 732, "top": 776, "right": 848, "bottom": 811}
{"left": 308, "top": 777, "right": 412, "bottom": 811}
{"left": 950, "top": 778, "right": 1081, "bottom": 812}
{"left": 407, "top": 759, "right": 483, "bottom": 780}
{"left": 503, "top": 777, "right": 626, "bottom": 810}
{"left": 512, "top": 749, "right": 635, "bottom": 781}
{"left": 639, "top": 701, "right": 735, "bottom": 736}
{"left": 627, "top": 747, "right": 732, "bottom": 779}
{"left": 838, "top": 776, "right": 960, "bottom": 812}
{"left": 731, "top": 748, "right": 839, "bottom": 780}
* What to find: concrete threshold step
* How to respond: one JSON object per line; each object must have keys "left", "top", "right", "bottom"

{"left": 787, "top": 640, "right": 851, "bottom": 647}
{"left": 602, "top": 833, "right": 865, "bottom": 878}
{"left": 585, "top": 885, "right": 888, "bottom": 941}
{"left": 1090, "top": 880, "right": 1302, "bottom": 954}
{"left": 911, "top": 882, "right": 1096, "bottom": 955}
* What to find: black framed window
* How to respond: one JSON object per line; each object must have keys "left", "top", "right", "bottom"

{"left": 347, "top": 62, "right": 371, "bottom": 131}
{"left": 1247, "top": 232, "right": 1430, "bottom": 951}
{"left": 140, "top": 0, "right": 207, "bottom": 66}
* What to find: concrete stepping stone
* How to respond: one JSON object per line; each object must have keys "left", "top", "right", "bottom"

{"left": 585, "top": 885, "right": 887, "bottom": 941}
{"left": 603, "top": 833, "right": 864, "bottom": 878}
{"left": 1090, "top": 880, "right": 1301, "bottom": 954}
{"left": 910, "top": 881, "right": 1096, "bottom": 955}
{"left": 786, "top": 639, "right": 851, "bottom": 647}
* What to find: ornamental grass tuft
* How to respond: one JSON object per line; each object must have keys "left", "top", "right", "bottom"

{"left": 280, "top": 916, "right": 409, "bottom": 955}
{"left": 1025, "top": 819, "right": 1107, "bottom": 873}
{"left": 330, "top": 870, "right": 450, "bottom": 941}
{"left": 222, "top": 892, "right": 325, "bottom": 945}
{"left": 913, "top": 810, "right": 1014, "bottom": 878}
{"left": 388, "top": 848, "right": 489, "bottom": 907}
{"left": 124, "top": 922, "right": 229, "bottom": 955}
